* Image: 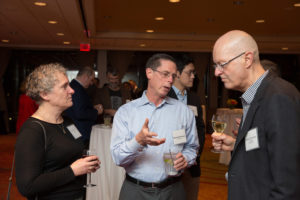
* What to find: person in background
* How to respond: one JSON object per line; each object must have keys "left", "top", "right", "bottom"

{"left": 167, "top": 54, "right": 205, "bottom": 200}
{"left": 111, "top": 53, "right": 199, "bottom": 200}
{"left": 211, "top": 30, "right": 300, "bottom": 199}
{"left": 16, "top": 77, "right": 39, "bottom": 134}
{"left": 86, "top": 77, "right": 100, "bottom": 100}
{"left": 93, "top": 67, "right": 131, "bottom": 117}
{"left": 260, "top": 59, "right": 281, "bottom": 76}
{"left": 65, "top": 66, "right": 103, "bottom": 147}
{"left": 15, "top": 63, "right": 100, "bottom": 200}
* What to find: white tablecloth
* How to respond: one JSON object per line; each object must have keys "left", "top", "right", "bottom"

{"left": 86, "top": 124, "right": 125, "bottom": 200}
{"left": 216, "top": 108, "right": 243, "bottom": 165}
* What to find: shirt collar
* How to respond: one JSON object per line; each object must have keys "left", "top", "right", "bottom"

{"left": 137, "top": 90, "right": 175, "bottom": 107}
{"left": 241, "top": 70, "right": 269, "bottom": 104}
{"left": 172, "top": 85, "right": 187, "bottom": 97}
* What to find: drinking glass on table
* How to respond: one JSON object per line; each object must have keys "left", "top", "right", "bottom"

{"left": 83, "top": 149, "right": 97, "bottom": 187}
{"left": 211, "top": 114, "right": 227, "bottom": 153}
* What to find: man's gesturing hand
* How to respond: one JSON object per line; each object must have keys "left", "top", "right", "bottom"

{"left": 135, "top": 118, "right": 166, "bottom": 146}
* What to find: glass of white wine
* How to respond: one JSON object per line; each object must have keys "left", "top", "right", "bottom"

{"left": 211, "top": 114, "right": 227, "bottom": 153}
{"left": 83, "top": 149, "right": 97, "bottom": 187}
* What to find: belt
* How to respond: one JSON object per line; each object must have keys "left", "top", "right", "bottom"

{"left": 125, "top": 174, "right": 181, "bottom": 189}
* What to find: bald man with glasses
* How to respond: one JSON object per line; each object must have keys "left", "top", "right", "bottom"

{"left": 211, "top": 30, "right": 300, "bottom": 200}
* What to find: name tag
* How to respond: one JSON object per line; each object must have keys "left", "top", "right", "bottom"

{"left": 245, "top": 127, "right": 260, "bottom": 151}
{"left": 67, "top": 124, "right": 82, "bottom": 139}
{"left": 172, "top": 129, "right": 187, "bottom": 145}
{"left": 188, "top": 105, "right": 198, "bottom": 117}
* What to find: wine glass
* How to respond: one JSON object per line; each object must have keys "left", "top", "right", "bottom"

{"left": 83, "top": 149, "right": 96, "bottom": 187}
{"left": 211, "top": 114, "right": 227, "bottom": 153}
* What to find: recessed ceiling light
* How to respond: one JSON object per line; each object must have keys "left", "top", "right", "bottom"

{"left": 155, "top": 17, "right": 165, "bottom": 21}
{"left": 281, "top": 47, "right": 288, "bottom": 50}
{"left": 146, "top": 29, "right": 154, "bottom": 33}
{"left": 256, "top": 19, "right": 265, "bottom": 23}
{"left": 56, "top": 33, "right": 64, "bottom": 36}
{"left": 169, "top": 0, "right": 180, "bottom": 2}
{"left": 48, "top": 20, "right": 57, "bottom": 24}
{"left": 140, "top": 44, "right": 146, "bottom": 47}
{"left": 34, "top": 2, "right": 47, "bottom": 6}
{"left": 63, "top": 41, "right": 71, "bottom": 45}
{"left": 294, "top": 3, "right": 300, "bottom": 7}
{"left": 1, "top": 39, "right": 9, "bottom": 43}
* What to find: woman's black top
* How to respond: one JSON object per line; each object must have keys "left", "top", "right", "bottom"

{"left": 15, "top": 117, "right": 85, "bottom": 200}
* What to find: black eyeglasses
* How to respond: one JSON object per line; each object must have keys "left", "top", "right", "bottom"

{"left": 213, "top": 52, "right": 246, "bottom": 71}
{"left": 152, "top": 69, "right": 177, "bottom": 80}
{"left": 183, "top": 70, "right": 196, "bottom": 77}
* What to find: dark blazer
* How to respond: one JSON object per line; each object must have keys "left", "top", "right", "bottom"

{"left": 168, "top": 87, "right": 205, "bottom": 177}
{"left": 65, "top": 79, "right": 98, "bottom": 144}
{"left": 228, "top": 72, "right": 300, "bottom": 200}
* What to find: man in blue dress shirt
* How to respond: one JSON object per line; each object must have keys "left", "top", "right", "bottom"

{"left": 111, "top": 53, "right": 199, "bottom": 200}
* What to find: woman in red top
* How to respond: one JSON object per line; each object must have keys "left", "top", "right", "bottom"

{"left": 16, "top": 79, "right": 38, "bottom": 134}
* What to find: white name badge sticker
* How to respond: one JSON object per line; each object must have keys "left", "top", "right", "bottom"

{"left": 172, "top": 129, "right": 187, "bottom": 145}
{"left": 188, "top": 105, "right": 198, "bottom": 117}
{"left": 67, "top": 124, "right": 82, "bottom": 139}
{"left": 245, "top": 127, "right": 260, "bottom": 151}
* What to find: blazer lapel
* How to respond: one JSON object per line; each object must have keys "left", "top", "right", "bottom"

{"left": 231, "top": 72, "right": 275, "bottom": 159}
{"left": 232, "top": 102, "right": 260, "bottom": 155}
{"left": 168, "top": 87, "right": 178, "bottom": 100}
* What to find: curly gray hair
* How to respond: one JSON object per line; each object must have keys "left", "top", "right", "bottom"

{"left": 26, "top": 63, "right": 66, "bottom": 103}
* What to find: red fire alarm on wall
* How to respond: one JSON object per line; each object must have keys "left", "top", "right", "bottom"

{"left": 80, "top": 43, "right": 90, "bottom": 52}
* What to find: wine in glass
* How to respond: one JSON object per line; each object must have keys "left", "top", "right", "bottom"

{"left": 83, "top": 149, "right": 96, "bottom": 187}
{"left": 211, "top": 114, "right": 227, "bottom": 153}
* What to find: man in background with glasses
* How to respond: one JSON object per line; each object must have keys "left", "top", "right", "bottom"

{"left": 167, "top": 54, "right": 205, "bottom": 200}
{"left": 211, "top": 30, "right": 300, "bottom": 199}
{"left": 111, "top": 53, "right": 199, "bottom": 200}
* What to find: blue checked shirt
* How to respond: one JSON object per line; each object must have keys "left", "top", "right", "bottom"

{"left": 240, "top": 70, "right": 269, "bottom": 127}
{"left": 110, "top": 91, "right": 199, "bottom": 182}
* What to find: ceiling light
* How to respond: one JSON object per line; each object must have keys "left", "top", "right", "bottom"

{"left": 169, "top": 0, "right": 180, "bottom": 2}
{"left": 140, "top": 44, "right": 146, "bottom": 47}
{"left": 34, "top": 2, "right": 47, "bottom": 6}
{"left": 281, "top": 47, "right": 288, "bottom": 50}
{"left": 56, "top": 33, "right": 64, "bottom": 36}
{"left": 155, "top": 17, "right": 165, "bottom": 21}
{"left": 294, "top": 3, "right": 300, "bottom": 7}
{"left": 48, "top": 20, "right": 58, "bottom": 24}
{"left": 1, "top": 39, "right": 9, "bottom": 43}
{"left": 256, "top": 19, "right": 265, "bottom": 23}
{"left": 63, "top": 41, "right": 71, "bottom": 45}
{"left": 146, "top": 29, "right": 154, "bottom": 33}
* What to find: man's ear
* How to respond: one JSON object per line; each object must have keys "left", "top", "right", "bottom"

{"left": 244, "top": 51, "right": 254, "bottom": 69}
{"left": 145, "top": 68, "right": 153, "bottom": 79}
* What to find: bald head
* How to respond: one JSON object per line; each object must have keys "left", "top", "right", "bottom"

{"left": 213, "top": 30, "right": 259, "bottom": 63}
{"left": 212, "top": 30, "right": 265, "bottom": 92}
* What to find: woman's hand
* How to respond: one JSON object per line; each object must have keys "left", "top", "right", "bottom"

{"left": 70, "top": 155, "right": 101, "bottom": 176}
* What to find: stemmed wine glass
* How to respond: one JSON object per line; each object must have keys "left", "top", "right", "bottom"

{"left": 211, "top": 114, "right": 227, "bottom": 153}
{"left": 83, "top": 149, "right": 96, "bottom": 187}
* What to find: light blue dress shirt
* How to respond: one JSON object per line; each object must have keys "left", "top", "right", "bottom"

{"left": 172, "top": 85, "right": 187, "bottom": 104}
{"left": 111, "top": 91, "right": 199, "bottom": 182}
